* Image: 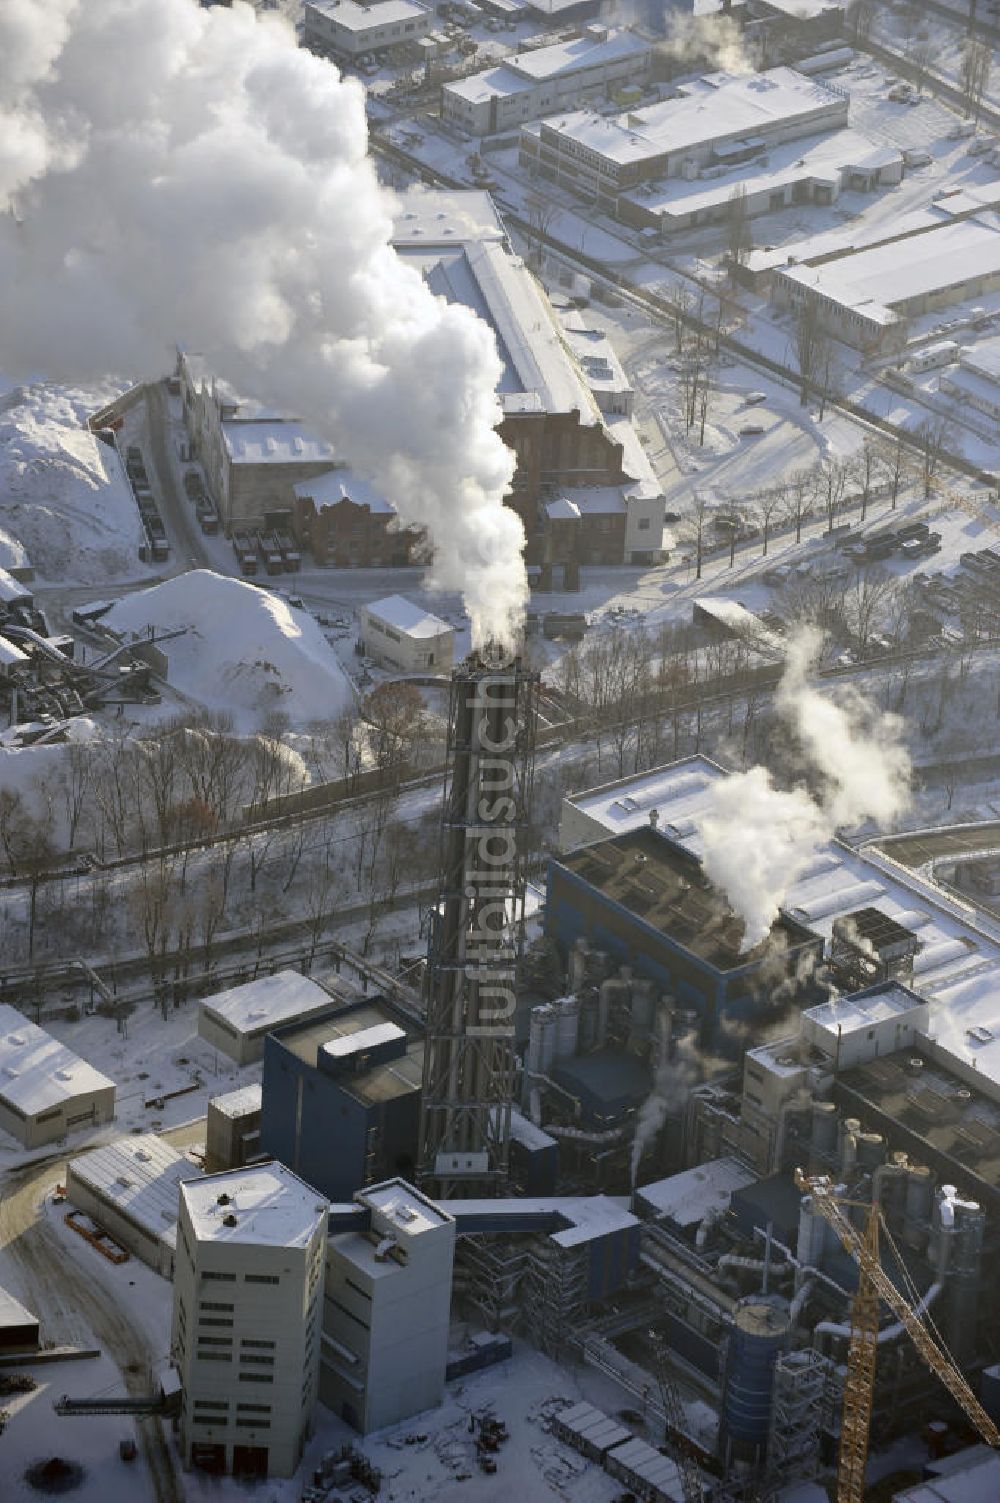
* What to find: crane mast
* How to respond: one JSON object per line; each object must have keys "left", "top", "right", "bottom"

{"left": 650, "top": 1334, "right": 705, "bottom": 1503}
{"left": 795, "top": 1170, "right": 1000, "bottom": 1503}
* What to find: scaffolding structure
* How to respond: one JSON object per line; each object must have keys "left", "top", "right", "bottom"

{"left": 521, "top": 1237, "right": 589, "bottom": 1355}
{"left": 418, "top": 650, "right": 539, "bottom": 1198}
{"left": 765, "top": 1349, "right": 829, "bottom": 1486}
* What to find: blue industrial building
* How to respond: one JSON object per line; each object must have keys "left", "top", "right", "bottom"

{"left": 546, "top": 825, "right": 822, "bottom": 1054}
{"left": 260, "top": 998, "right": 423, "bottom": 1204}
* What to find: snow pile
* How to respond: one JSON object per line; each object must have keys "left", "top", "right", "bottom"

{"left": 102, "top": 570, "right": 354, "bottom": 730}
{"left": 0, "top": 384, "right": 150, "bottom": 583}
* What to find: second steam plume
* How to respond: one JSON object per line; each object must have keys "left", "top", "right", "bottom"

{"left": 0, "top": 0, "right": 527, "bottom": 644}
{"left": 698, "top": 628, "right": 911, "bottom": 950}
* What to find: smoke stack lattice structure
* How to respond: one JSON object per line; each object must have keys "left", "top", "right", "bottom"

{"left": 418, "top": 649, "right": 539, "bottom": 1198}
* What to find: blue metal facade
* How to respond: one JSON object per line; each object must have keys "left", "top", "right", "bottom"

{"left": 260, "top": 1034, "right": 420, "bottom": 1204}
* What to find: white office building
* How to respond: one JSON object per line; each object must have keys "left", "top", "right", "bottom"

{"left": 0, "top": 1004, "right": 115, "bottom": 1149}
{"left": 321, "top": 1179, "right": 456, "bottom": 1433}
{"left": 171, "top": 1165, "right": 329, "bottom": 1480}
{"left": 359, "top": 595, "right": 454, "bottom": 674}
{"left": 198, "top": 971, "right": 337, "bottom": 1066}
{"left": 303, "top": 0, "right": 432, "bottom": 59}
{"left": 442, "top": 27, "right": 650, "bottom": 137}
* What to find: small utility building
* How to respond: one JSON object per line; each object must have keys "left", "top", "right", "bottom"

{"left": 206, "top": 1083, "right": 263, "bottom": 1171}
{"left": 0, "top": 1004, "right": 115, "bottom": 1148}
{"left": 198, "top": 971, "right": 337, "bottom": 1066}
{"left": 359, "top": 595, "right": 454, "bottom": 674}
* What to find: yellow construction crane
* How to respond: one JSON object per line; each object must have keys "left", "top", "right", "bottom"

{"left": 794, "top": 1171, "right": 1000, "bottom": 1503}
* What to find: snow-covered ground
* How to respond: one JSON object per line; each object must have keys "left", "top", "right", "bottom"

{"left": 101, "top": 570, "right": 355, "bottom": 732}
{"left": 0, "top": 385, "right": 156, "bottom": 586}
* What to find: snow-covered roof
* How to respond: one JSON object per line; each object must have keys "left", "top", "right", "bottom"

{"left": 201, "top": 970, "right": 334, "bottom": 1040}
{"left": 208, "top": 1083, "right": 263, "bottom": 1121}
{"left": 743, "top": 207, "right": 945, "bottom": 278}
{"left": 0, "top": 567, "right": 31, "bottom": 604}
{"left": 393, "top": 192, "right": 597, "bottom": 420}
{"left": 363, "top": 594, "right": 453, "bottom": 639}
{"left": 805, "top": 983, "right": 929, "bottom": 1037}
{"left": 0, "top": 1283, "right": 37, "bottom": 1333}
{"left": 623, "top": 128, "right": 900, "bottom": 224}
{"left": 67, "top": 1135, "right": 202, "bottom": 1249}
{"left": 362, "top": 1179, "right": 454, "bottom": 1236}
{"left": 222, "top": 421, "right": 335, "bottom": 466}
{"left": 0, "top": 1005, "right": 115, "bottom": 1120}
{"left": 562, "top": 759, "right": 1000, "bottom": 1097}
{"left": 541, "top": 66, "right": 845, "bottom": 170}
{"left": 0, "top": 636, "right": 28, "bottom": 666}
{"left": 779, "top": 217, "right": 1000, "bottom": 319}
{"left": 309, "top": 0, "right": 430, "bottom": 29}
{"left": 322, "top": 1021, "right": 406, "bottom": 1062}
{"left": 759, "top": 0, "right": 843, "bottom": 16}
{"left": 891, "top": 1449, "right": 1000, "bottom": 1503}
{"left": 182, "top": 1165, "right": 328, "bottom": 1248}
{"left": 560, "top": 318, "right": 631, "bottom": 396}
{"left": 444, "top": 1193, "right": 637, "bottom": 1246}
{"left": 447, "top": 27, "right": 647, "bottom": 102}
{"left": 292, "top": 466, "right": 395, "bottom": 514}
{"left": 637, "top": 1156, "right": 757, "bottom": 1227}
{"left": 959, "top": 337, "right": 1000, "bottom": 383}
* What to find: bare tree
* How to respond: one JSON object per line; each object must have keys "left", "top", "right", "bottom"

{"left": 792, "top": 299, "right": 832, "bottom": 406}
{"left": 524, "top": 193, "right": 558, "bottom": 264}
{"left": 915, "top": 415, "right": 953, "bottom": 499}
{"left": 846, "top": 0, "right": 876, "bottom": 41}
{"left": 961, "top": 38, "right": 992, "bottom": 120}
{"left": 845, "top": 565, "right": 897, "bottom": 656}
{"left": 362, "top": 680, "right": 425, "bottom": 781}
{"left": 753, "top": 489, "right": 782, "bottom": 556}
{"left": 877, "top": 433, "right": 909, "bottom": 509}
{"left": 664, "top": 283, "right": 694, "bottom": 356}
{"left": 783, "top": 467, "right": 815, "bottom": 544}
{"left": 817, "top": 458, "right": 848, "bottom": 534}
{"left": 725, "top": 184, "right": 753, "bottom": 281}
{"left": 681, "top": 492, "right": 711, "bottom": 581}
{"left": 853, "top": 438, "right": 879, "bottom": 522}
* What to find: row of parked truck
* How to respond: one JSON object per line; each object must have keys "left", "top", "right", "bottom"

{"left": 231, "top": 527, "right": 301, "bottom": 578}
{"left": 124, "top": 445, "right": 171, "bottom": 563}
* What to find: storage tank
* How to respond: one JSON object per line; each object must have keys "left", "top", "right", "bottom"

{"left": 839, "top": 1118, "right": 860, "bottom": 1177}
{"left": 568, "top": 938, "right": 589, "bottom": 993}
{"left": 902, "top": 1165, "right": 933, "bottom": 1251}
{"left": 578, "top": 987, "right": 599, "bottom": 1052}
{"left": 527, "top": 1005, "right": 557, "bottom": 1077}
{"left": 553, "top": 996, "right": 580, "bottom": 1061}
{"left": 810, "top": 1101, "right": 838, "bottom": 1164}
{"left": 629, "top": 980, "right": 656, "bottom": 1043}
{"left": 856, "top": 1132, "right": 885, "bottom": 1172}
{"left": 722, "top": 1298, "right": 791, "bottom": 1462}
{"left": 796, "top": 1195, "right": 829, "bottom": 1269}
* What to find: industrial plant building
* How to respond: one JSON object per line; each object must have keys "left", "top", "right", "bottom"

{"left": 520, "top": 66, "right": 849, "bottom": 217}
{"left": 773, "top": 213, "right": 1000, "bottom": 353}
{"left": 66, "top": 1135, "right": 203, "bottom": 1277}
{"left": 302, "top": 0, "right": 433, "bottom": 60}
{"left": 179, "top": 191, "right": 665, "bottom": 572}
{"left": 206, "top": 1084, "right": 263, "bottom": 1172}
{"left": 358, "top": 594, "right": 455, "bottom": 674}
{"left": 260, "top": 998, "right": 424, "bottom": 1203}
{"left": 0, "top": 1004, "right": 115, "bottom": 1148}
{"left": 171, "top": 1164, "right": 329, "bottom": 1480}
{"left": 198, "top": 970, "right": 340, "bottom": 1066}
{"left": 441, "top": 26, "right": 651, "bottom": 136}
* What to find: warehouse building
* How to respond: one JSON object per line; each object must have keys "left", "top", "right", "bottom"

{"left": 303, "top": 0, "right": 432, "bottom": 60}
{"left": 291, "top": 468, "right": 418, "bottom": 568}
{"left": 171, "top": 1165, "right": 329, "bottom": 1480}
{"left": 939, "top": 337, "right": 1000, "bottom": 424}
{"left": 441, "top": 27, "right": 651, "bottom": 136}
{"left": 773, "top": 213, "right": 1000, "bottom": 353}
{"left": 0, "top": 1004, "right": 115, "bottom": 1148}
{"left": 206, "top": 1084, "right": 263, "bottom": 1172}
{"left": 66, "top": 1134, "right": 203, "bottom": 1277}
{"left": 321, "top": 1179, "right": 456, "bottom": 1433}
{"left": 358, "top": 595, "right": 454, "bottom": 674}
{"left": 520, "top": 67, "right": 849, "bottom": 216}
{"left": 198, "top": 971, "right": 339, "bottom": 1066}
{"left": 260, "top": 999, "right": 423, "bottom": 1203}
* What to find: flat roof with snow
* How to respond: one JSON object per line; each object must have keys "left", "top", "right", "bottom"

{"left": 292, "top": 466, "right": 394, "bottom": 514}
{"left": 0, "top": 1283, "right": 38, "bottom": 1336}
{"left": 540, "top": 67, "right": 845, "bottom": 169}
{"left": 363, "top": 594, "right": 452, "bottom": 639}
{"left": 67, "top": 1135, "right": 202, "bottom": 1249}
{"left": 182, "top": 1165, "right": 328, "bottom": 1248}
{"left": 208, "top": 1083, "right": 263, "bottom": 1121}
{"left": 0, "top": 1005, "right": 115, "bottom": 1119}
{"left": 322, "top": 1021, "right": 406, "bottom": 1062}
{"left": 308, "top": 0, "right": 430, "bottom": 29}
{"left": 804, "top": 981, "right": 930, "bottom": 1037}
{"left": 200, "top": 970, "right": 335, "bottom": 1040}
{"left": 361, "top": 1178, "right": 454, "bottom": 1235}
{"left": 222, "top": 421, "right": 335, "bottom": 466}
{"left": 780, "top": 217, "right": 1000, "bottom": 318}
{"left": 637, "top": 1156, "right": 757, "bottom": 1227}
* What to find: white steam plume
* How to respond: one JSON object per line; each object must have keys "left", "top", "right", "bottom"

{"left": 0, "top": 0, "right": 527, "bottom": 644}
{"left": 660, "top": 13, "right": 751, "bottom": 76}
{"left": 698, "top": 628, "right": 911, "bottom": 951}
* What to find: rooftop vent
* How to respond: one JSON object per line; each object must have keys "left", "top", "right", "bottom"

{"left": 7, "top": 1034, "right": 25, "bottom": 1047}
{"left": 55, "top": 1069, "right": 73, "bottom": 1081}
{"left": 217, "top": 1193, "right": 231, "bottom": 1206}
{"left": 222, "top": 1213, "right": 238, "bottom": 1228}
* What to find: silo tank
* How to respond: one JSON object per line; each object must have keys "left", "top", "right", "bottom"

{"left": 856, "top": 1132, "right": 885, "bottom": 1172}
{"left": 811, "top": 1101, "right": 837, "bottom": 1160}
{"left": 553, "top": 997, "right": 579, "bottom": 1060}
{"left": 722, "top": 1299, "right": 790, "bottom": 1458}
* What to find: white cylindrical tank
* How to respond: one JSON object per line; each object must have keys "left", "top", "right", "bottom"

{"left": 568, "top": 938, "right": 589, "bottom": 993}
{"left": 553, "top": 996, "right": 580, "bottom": 1060}
{"left": 629, "top": 980, "right": 656, "bottom": 1042}
{"left": 797, "top": 1195, "right": 828, "bottom": 1269}
{"left": 527, "top": 1005, "right": 557, "bottom": 1076}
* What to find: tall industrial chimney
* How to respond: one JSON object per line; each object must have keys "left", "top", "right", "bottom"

{"left": 418, "top": 648, "right": 539, "bottom": 1198}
